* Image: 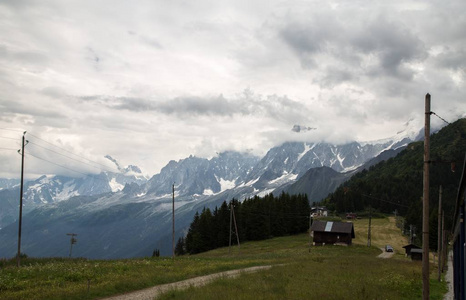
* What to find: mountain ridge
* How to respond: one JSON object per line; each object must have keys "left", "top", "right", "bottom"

{"left": 0, "top": 121, "right": 429, "bottom": 258}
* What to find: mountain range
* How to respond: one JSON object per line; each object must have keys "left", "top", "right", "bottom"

{"left": 0, "top": 122, "right": 423, "bottom": 259}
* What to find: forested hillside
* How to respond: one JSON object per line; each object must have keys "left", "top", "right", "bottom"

{"left": 323, "top": 118, "right": 466, "bottom": 248}
{"left": 179, "top": 193, "right": 310, "bottom": 255}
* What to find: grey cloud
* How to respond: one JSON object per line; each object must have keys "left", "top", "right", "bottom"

{"left": 0, "top": 44, "right": 49, "bottom": 65}
{"left": 127, "top": 31, "right": 163, "bottom": 49}
{"left": 76, "top": 92, "right": 312, "bottom": 124}
{"left": 277, "top": 12, "right": 427, "bottom": 85}
{"left": 353, "top": 17, "right": 427, "bottom": 78}
{"left": 314, "top": 67, "right": 354, "bottom": 88}
{"left": 292, "top": 125, "right": 317, "bottom": 133}
{"left": 435, "top": 49, "right": 466, "bottom": 72}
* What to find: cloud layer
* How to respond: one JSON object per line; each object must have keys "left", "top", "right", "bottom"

{"left": 0, "top": 0, "right": 465, "bottom": 178}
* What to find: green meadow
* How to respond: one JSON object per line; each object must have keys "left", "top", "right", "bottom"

{"left": 0, "top": 217, "right": 447, "bottom": 299}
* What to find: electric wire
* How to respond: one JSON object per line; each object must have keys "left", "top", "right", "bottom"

{"left": 0, "top": 147, "right": 18, "bottom": 151}
{"left": 0, "top": 136, "right": 19, "bottom": 141}
{"left": 27, "top": 141, "right": 109, "bottom": 172}
{"left": 0, "top": 128, "right": 24, "bottom": 133}
{"left": 24, "top": 150, "right": 126, "bottom": 187}
{"left": 431, "top": 112, "right": 451, "bottom": 125}
{"left": 27, "top": 132, "right": 119, "bottom": 172}
{"left": 362, "top": 193, "right": 409, "bottom": 208}
{"left": 25, "top": 152, "right": 92, "bottom": 177}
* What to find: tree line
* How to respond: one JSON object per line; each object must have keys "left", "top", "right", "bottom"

{"left": 322, "top": 118, "right": 466, "bottom": 249}
{"left": 176, "top": 192, "right": 310, "bottom": 255}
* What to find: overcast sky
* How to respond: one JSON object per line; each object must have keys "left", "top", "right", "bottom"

{"left": 0, "top": 0, "right": 465, "bottom": 179}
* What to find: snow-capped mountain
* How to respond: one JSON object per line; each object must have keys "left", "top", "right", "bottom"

{"left": 0, "top": 122, "right": 423, "bottom": 258}
{"left": 0, "top": 156, "right": 147, "bottom": 229}
{"left": 0, "top": 178, "right": 20, "bottom": 191}
{"left": 142, "top": 151, "right": 259, "bottom": 198}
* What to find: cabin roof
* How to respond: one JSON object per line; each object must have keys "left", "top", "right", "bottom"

{"left": 311, "top": 220, "right": 355, "bottom": 238}
{"left": 402, "top": 244, "right": 421, "bottom": 249}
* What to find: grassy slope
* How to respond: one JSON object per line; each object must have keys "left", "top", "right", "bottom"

{"left": 352, "top": 216, "right": 408, "bottom": 253}
{"left": 0, "top": 217, "right": 447, "bottom": 300}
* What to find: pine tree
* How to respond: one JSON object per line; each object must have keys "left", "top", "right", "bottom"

{"left": 175, "top": 237, "right": 186, "bottom": 256}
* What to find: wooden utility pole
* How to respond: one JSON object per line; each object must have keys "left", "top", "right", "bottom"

{"left": 442, "top": 211, "right": 446, "bottom": 272}
{"left": 308, "top": 214, "right": 312, "bottom": 253}
{"left": 229, "top": 203, "right": 233, "bottom": 254}
{"left": 67, "top": 233, "right": 78, "bottom": 258}
{"left": 367, "top": 206, "right": 372, "bottom": 247}
{"left": 232, "top": 204, "right": 240, "bottom": 251}
{"left": 422, "top": 93, "right": 431, "bottom": 300}
{"left": 437, "top": 186, "right": 442, "bottom": 282}
{"left": 17, "top": 131, "right": 27, "bottom": 268}
{"left": 172, "top": 183, "right": 175, "bottom": 259}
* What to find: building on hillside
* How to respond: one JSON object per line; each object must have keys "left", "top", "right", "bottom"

{"left": 311, "top": 220, "right": 355, "bottom": 246}
{"left": 410, "top": 249, "right": 423, "bottom": 261}
{"left": 346, "top": 212, "right": 357, "bottom": 219}
{"left": 402, "top": 244, "right": 421, "bottom": 257}
{"left": 310, "top": 206, "right": 328, "bottom": 218}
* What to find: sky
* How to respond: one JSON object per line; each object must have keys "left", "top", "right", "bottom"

{"left": 0, "top": 0, "right": 465, "bottom": 179}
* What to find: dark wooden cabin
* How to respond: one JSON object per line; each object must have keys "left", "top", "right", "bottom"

{"left": 311, "top": 220, "right": 355, "bottom": 245}
{"left": 410, "top": 248, "right": 423, "bottom": 261}
{"left": 402, "top": 244, "right": 422, "bottom": 257}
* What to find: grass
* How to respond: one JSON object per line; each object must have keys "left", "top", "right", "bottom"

{"left": 0, "top": 217, "right": 448, "bottom": 299}
{"left": 352, "top": 216, "right": 408, "bottom": 253}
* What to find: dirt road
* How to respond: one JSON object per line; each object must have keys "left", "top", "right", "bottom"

{"left": 101, "top": 265, "right": 272, "bottom": 300}
{"left": 377, "top": 248, "right": 395, "bottom": 259}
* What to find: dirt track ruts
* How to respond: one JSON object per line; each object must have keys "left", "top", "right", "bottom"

{"left": 101, "top": 265, "right": 273, "bottom": 300}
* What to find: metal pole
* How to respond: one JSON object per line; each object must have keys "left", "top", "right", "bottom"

{"left": 438, "top": 186, "right": 442, "bottom": 282}
{"left": 229, "top": 203, "right": 233, "bottom": 254}
{"left": 172, "top": 183, "right": 175, "bottom": 259}
{"left": 309, "top": 214, "right": 312, "bottom": 253}
{"left": 367, "top": 206, "right": 372, "bottom": 247}
{"left": 67, "top": 233, "right": 77, "bottom": 258}
{"left": 422, "top": 93, "right": 431, "bottom": 299}
{"left": 17, "top": 132, "right": 26, "bottom": 268}
{"left": 232, "top": 204, "right": 240, "bottom": 251}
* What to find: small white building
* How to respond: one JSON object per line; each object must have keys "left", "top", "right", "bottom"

{"left": 310, "top": 206, "right": 328, "bottom": 218}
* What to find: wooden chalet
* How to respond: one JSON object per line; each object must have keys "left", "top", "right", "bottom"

{"left": 311, "top": 220, "right": 355, "bottom": 246}
{"left": 402, "top": 244, "right": 422, "bottom": 257}
{"left": 410, "top": 249, "right": 423, "bottom": 261}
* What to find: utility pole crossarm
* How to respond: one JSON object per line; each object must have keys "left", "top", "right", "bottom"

{"left": 66, "top": 233, "right": 78, "bottom": 258}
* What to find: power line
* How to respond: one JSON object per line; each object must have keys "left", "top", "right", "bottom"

{"left": 24, "top": 151, "right": 125, "bottom": 188}
{"left": 0, "top": 128, "right": 24, "bottom": 133}
{"left": 362, "top": 193, "right": 409, "bottom": 208}
{"left": 431, "top": 112, "right": 451, "bottom": 125}
{"left": 25, "top": 152, "right": 91, "bottom": 177}
{"left": 27, "top": 141, "right": 112, "bottom": 172}
{"left": 0, "top": 147, "right": 18, "bottom": 151}
{"left": 27, "top": 132, "right": 119, "bottom": 172}
{"left": 0, "top": 136, "right": 19, "bottom": 141}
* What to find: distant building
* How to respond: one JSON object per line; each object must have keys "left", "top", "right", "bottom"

{"left": 402, "top": 244, "right": 422, "bottom": 257}
{"left": 311, "top": 220, "right": 355, "bottom": 246}
{"left": 310, "top": 206, "right": 328, "bottom": 218}
{"left": 410, "top": 249, "right": 423, "bottom": 261}
{"left": 346, "top": 212, "right": 357, "bottom": 219}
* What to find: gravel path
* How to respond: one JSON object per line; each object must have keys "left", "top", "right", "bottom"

{"left": 377, "top": 248, "right": 395, "bottom": 259}
{"left": 443, "top": 250, "right": 454, "bottom": 300}
{"left": 101, "top": 265, "right": 273, "bottom": 300}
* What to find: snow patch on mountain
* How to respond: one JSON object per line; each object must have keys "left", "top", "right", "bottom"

{"left": 269, "top": 172, "right": 298, "bottom": 185}
{"left": 203, "top": 188, "right": 215, "bottom": 196}
{"left": 257, "top": 188, "right": 275, "bottom": 197}
{"left": 55, "top": 181, "right": 79, "bottom": 201}
{"left": 297, "top": 143, "right": 312, "bottom": 161}
{"left": 109, "top": 178, "right": 124, "bottom": 192}
{"left": 218, "top": 177, "right": 236, "bottom": 192}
